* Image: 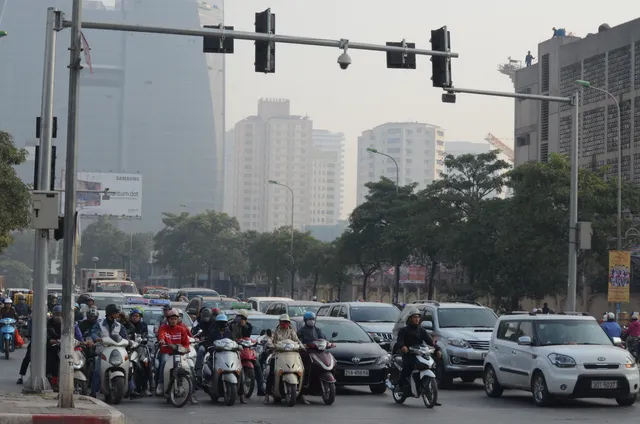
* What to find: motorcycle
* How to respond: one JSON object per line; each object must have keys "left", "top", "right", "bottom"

{"left": 266, "top": 339, "right": 304, "bottom": 407}
{"left": 99, "top": 335, "right": 135, "bottom": 405}
{"left": 386, "top": 344, "right": 438, "bottom": 408}
{"left": 203, "top": 338, "right": 242, "bottom": 405}
{"left": 162, "top": 344, "right": 193, "bottom": 408}
{"left": 0, "top": 317, "right": 16, "bottom": 360}
{"left": 302, "top": 339, "right": 337, "bottom": 405}
{"left": 129, "top": 335, "right": 152, "bottom": 394}
{"left": 71, "top": 341, "right": 89, "bottom": 395}
{"left": 238, "top": 337, "right": 258, "bottom": 398}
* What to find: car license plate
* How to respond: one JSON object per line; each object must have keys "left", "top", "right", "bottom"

{"left": 345, "top": 369, "right": 369, "bottom": 377}
{"left": 591, "top": 380, "right": 617, "bottom": 389}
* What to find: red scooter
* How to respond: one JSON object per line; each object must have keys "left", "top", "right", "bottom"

{"left": 238, "top": 337, "right": 258, "bottom": 398}
{"left": 301, "top": 339, "right": 337, "bottom": 405}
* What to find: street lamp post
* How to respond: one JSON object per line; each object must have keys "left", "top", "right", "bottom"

{"left": 366, "top": 147, "right": 402, "bottom": 303}
{"left": 268, "top": 180, "right": 295, "bottom": 298}
{"left": 575, "top": 79, "right": 623, "bottom": 316}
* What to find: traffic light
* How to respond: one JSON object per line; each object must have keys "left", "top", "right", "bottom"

{"left": 430, "top": 26, "right": 452, "bottom": 88}
{"left": 255, "top": 8, "right": 275, "bottom": 73}
{"left": 202, "top": 25, "right": 235, "bottom": 54}
{"left": 386, "top": 40, "right": 416, "bottom": 69}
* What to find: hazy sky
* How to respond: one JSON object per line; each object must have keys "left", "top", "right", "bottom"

{"left": 223, "top": 0, "right": 639, "bottom": 214}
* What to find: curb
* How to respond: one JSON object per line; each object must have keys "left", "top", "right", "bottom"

{"left": 0, "top": 396, "right": 125, "bottom": 424}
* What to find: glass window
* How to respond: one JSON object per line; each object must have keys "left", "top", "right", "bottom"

{"left": 535, "top": 320, "right": 612, "bottom": 346}
{"left": 287, "top": 304, "right": 320, "bottom": 317}
{"left": 423, "top": 308, "right": 434, "bottom": 323}
{"left": 315, "top": 320, "right": 371, "bottom": 343}
{"left": 518, "top": 321, "right": 535, "bottom": 340}
{"left": 181, "top": 290, "right": 219, "bottom": 299}
{"left": 350, "top": 306, "right": 399, "bottom": 323}
{"left": 338, "top": 306, "right": 348, "bottom": 318}
{"left": 437, "top": 308, "right": 497, "bottom": 328}
{"left": 329, "top": 306, "right": 340, "bottom": 317}
{"left": 497, "top": 321, "right": 519, "bottom": 341}
{"left": 317, "top": 306, "right": 330, "bottom": 316}
{"left": 90, "top": 295, "right": 126, "bottom": 310}
{"left": 248, "top": 317, "right": 280, "bottom": 335}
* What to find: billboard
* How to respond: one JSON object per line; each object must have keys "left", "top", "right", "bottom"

{"left": 61, "top": 171, "right": 142, "bottom": 217}
{"left": 608, "top": 250, "right": 631, "bottom": 303}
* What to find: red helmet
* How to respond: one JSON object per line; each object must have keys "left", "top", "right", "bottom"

{"left": 211, "top": 308, "right": 221, "bottom": 316}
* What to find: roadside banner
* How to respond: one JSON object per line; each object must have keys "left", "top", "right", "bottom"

{"left": 608, "top": 250, "right": 631, "bottom": 303}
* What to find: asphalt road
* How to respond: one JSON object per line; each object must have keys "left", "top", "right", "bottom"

{"left": 0, "top": 346, "right": 638, "bottom": 424}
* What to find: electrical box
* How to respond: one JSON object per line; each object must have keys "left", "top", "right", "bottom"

{"left": 577, "top": 221, "right": 592, "bottom": 250}
{"left": 31, "top": 190, "right": 60, "bottom": 230}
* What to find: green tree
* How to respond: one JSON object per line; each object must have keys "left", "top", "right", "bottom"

{"left": 321, "top": 237, "right": 353, "bottom": 301}
{"left": 0, "top": 131, "right": 31, "bottom": 254}
{"left": 154, "top": 212, "right": 203, "bottom": 284}
{"left": 299, "top": 239, "right": 333, "bottom": 297}
{"left": 78, "top": 217, "right": 128, "bottom": 269}
{"left": 336, "top": 229, "right": 381, "bottom": 300}
{"left": 0, "top": 230, "right": 35, "bottom": 265}
{"left": 130, "top": 232, "right": 154, "bottom": 279}
{"left": 0, "top": 259, "right": 33, "bottom": 288}
{"left": 248, "top": 229, "right": 289, "bottom": 295}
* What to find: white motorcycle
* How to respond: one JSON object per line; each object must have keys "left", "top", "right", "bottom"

{"left": 162, "top": 344, "right": 193, "bottom": 408}
{"left": 99, "top": 336, "right": 135, "bottom": 405}
{"left": 266, "top": 339, "right": 304, "bottom": 407}
{"left": 387, "top": 344, "right": 438, "bottom": 408}
{"left": 203, "top": 338, "right": 242, "bottom": 405}
{"left": 71, "top": 341, "right": 89, "bottom": 395}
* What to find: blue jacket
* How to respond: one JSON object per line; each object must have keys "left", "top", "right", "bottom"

{"left": 600, "top": 321, "right": 622, "bottom": 340}
{"left": 74, "top": 323, "right": 83, "bottom": 342}
{"left": 206, "top": 328, "right": 234, "bottom": 347}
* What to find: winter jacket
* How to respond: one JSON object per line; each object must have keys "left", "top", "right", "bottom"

{"left": 267, "top": 325, "right": 301, "bottom": 349}
{"left": 157, "top": 323, "right": 190, "bottom": 354}
{"left": 624, "top": 320, "right": 640, "bottom": 338}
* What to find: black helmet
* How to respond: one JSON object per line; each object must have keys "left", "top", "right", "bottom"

{"left": 200, "top": 308, "right": 213, "bottom": 323}
{"left": 105, "top": 304, "right": 121, "bottom": 316}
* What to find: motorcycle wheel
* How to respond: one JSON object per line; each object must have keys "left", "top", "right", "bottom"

{"left": 110, "top": 376, "right": 125, "bottom": 405}
{"left": 4, "top": 339, "right": 9, "bottom": 360}
{"left": 223, "top": 381, "right": 237, "bottom": 406}
{"left": 392, "top": 384, "right": 406, "bottom": 404}
{"left": 284, "top": 382, "right": 297, "bottom": 407}
{"left": 421, "top": 377, "right": 438, "bottom": 409}
{"left": 74, "top": 379, "right": 88, "bottom": 396}
{"left": 321, "top": 381, "right": 336, "bottom": 405}
{"left": 169, "top": 375, "right": 192, "bottom": 408}
{"left": 242, "top": 368, "right": 255, "bottom": 398}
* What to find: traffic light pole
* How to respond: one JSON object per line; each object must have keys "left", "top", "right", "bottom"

{"left": 445, "top": 86, "right": 580, "bottom": 311}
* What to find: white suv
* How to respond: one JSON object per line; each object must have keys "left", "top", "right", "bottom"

{"left": 483, "top": 313, "right": 639, "bottom": 406}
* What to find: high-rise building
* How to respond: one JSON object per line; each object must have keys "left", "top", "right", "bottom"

{"left": 233, "top": 99, "right": 313, "bottom": 232}
{"left": 0, "top": 0, "right": 225, "bottom": 232}
{"left": 222, "top": 129, "right": 235, "bottom": 215}
{"left": 356, "top": 122, "right": 445, "bottom": 205}
{"left": 311, "top": 130, "right": 345, "bottom": 224}
{"left": 513, "top": 19, "right": 640, "bottom": 184}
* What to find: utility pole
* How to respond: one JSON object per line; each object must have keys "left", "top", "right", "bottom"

{"left": 25, "top": 7, "right": 59, "bottom": 394}
{"left": 58, "top": 0, "right": 83, "bottom": 408}
{"left": 444, "top": 87, "right": 579, "bottom": 311}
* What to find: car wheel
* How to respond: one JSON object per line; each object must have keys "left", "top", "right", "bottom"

{"left": 483, "top": 365, "right": 503, "bottom": 397}
{"left": 531, "top": 371, "right": 553, "bottom": 407}
{"left": 615, "top": 395, "right": 637, "bottom": 406}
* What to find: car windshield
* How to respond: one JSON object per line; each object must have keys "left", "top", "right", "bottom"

{"left": 316, "top": 320, "right": 372, "bottom": 343}
{"left": 183, "top": 290, "right": 219, "bottom": 299}
{"left": 288, "top": 305, "right": 320, "bottom": 317}
{"left": 249, "top": 317, "right": 280, "bottom": 335}
{"left": 351, "top": 306, "right": 399, "bottom": 322}
{"left": 91, "top": 295, "right": 125, "bottom": 310}
{"left": 437, "top": 308, "right": 497, "bottom": 328}
{"left": 535, "top": 320, "right": 612, "bottom": 346}
{"left": 95, "top": 283, "right": 138, "bottom": 294}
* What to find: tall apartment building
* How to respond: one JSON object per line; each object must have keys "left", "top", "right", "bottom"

{"left": 311, "top": 130, "right": 345, "bottom": 224}
{"left": 356, "top": 122, "right": 445, "bottom": 205}
{"left": 233, "top": 99, "right": 313, "bottom": 232}
{"left": 222, "top": 129, "right": 235, "bottom": 215}
{"left": 514, "top": 19, "right": 640, "bottom": 184}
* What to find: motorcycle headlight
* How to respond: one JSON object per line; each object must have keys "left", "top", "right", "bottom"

{"left": 547, "top": 353, "right": 576, "bottom": 368}
{"left": 446, "top": 338, "right": 471, "bottom": 349}
{"left": 375, "top": 354, "right": 391, "bottom": 365}
{"left": 284, "top": 343, "right": 294, "bottom": 352}
{"left": 73, "top": 359, "right": 85, "bottom": 370}
{"left": 109, "top": 350, "right": 123, "bottom": 366}
{"left": 625, "top": 356, "right": 636, "bottom": 369}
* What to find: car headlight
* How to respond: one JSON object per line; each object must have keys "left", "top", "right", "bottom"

{"left": 547, "top": 353, "right": 576, "bottom": 368}
{"left": 376, "top": 354, "right": 391, "bottom": 365}
{"left": 447, "top": 338, "right": 471, "bottom": 349}
{"left": 625, "top": 356, "right": 636, "bottom": 369}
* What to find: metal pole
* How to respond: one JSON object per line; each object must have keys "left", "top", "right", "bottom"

{"left": 25, "top": 7, "right": 57, "bottom": 394}
{"left": 59, "top": 0, "right": 83, "bottom": 408}
{"left": 129, "top": 231, "right": 133, "bottom": 278}
{"left": 448, "top": 87, "right": 571, "bottom": 103}
{"left": 615, "top": 94, "right": 622, "bottom": 315}
{"left": 287, "top": 186, "right": 295, "bottom": 298}
{"left": 63, "top": 20, "right": 458, "bottom": 58}
{"left": 566, "top": 91, "right": 580, "bottom": 312}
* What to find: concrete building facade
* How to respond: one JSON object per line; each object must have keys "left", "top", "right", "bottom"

{"left": 514, "top": 19, "right": 640, "bottom": 184}
{"left": 356, "top": 122, "right": 445, "bottom": 205}
{"left": 311, "top": 130, "right": 345, "bottom": 224}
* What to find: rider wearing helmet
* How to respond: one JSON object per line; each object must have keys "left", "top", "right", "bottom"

{"left": 127, "top": 308, "right": 151, "bottom": 397}
{"left": 264, "top": 314, "right": 303, "bottom": 404}
{"left": 600, "top": 312, "right": 622, "bottom": 341}
{"left": 297, "top": 311, "right": 325, "bottom": 345}
{"left": 74, "top": 303, "right": 84, "bottom": 322}
{"left": 393, "top": 308, "right": 439, "bottom": 389}
{"left": 128, "top": 308, "right": 149, "bottom": 338}
{"left": 47, "top": 294, "right": 58, "bottom": 312}
{"left": 156, "top": 308, "right": 192, "bottom": 398}
{"left": 78, "top": 306, "right": 100, "bottom": 338}
{"left": 624, "top": 314, "right": 640, "bottom": 360}
{"left": 205, "top": 314, "right": 233, "bottom": 345}
{"left": 14, "top": 294, "right": 30, "bottom": 317}
{"left": 45, "top": 305, "right": 84, "bottom": 388}
{"left": 1, "top": 298, "right": 18, "bottom": 319}
{"left": 230, "top": 310, "right": 252, "bottom": 339}
{"left": 193, "top": 308, "right": 216, "bottom": 378}
{"left": 311, "top": 296, "right": 318, "bottom": 302}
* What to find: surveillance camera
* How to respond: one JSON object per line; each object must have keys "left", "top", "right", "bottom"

{"left": 337, "top": 52, "right": 351, "bottom": 70}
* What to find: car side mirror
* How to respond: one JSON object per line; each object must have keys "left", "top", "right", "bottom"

{"left": 373, "top": 336, "right": 383, "bottom": 343}
{"left": 517, "top": 336, "right": 532, "bottom": 346}
{"left": 332, "top": 331, "right": 339, "bottom": 338}
{"left": 612, "top": 336, "right": 623, "bottom": 347}
{"left": 421, "top": 320, "right": 433, "bottom": 330}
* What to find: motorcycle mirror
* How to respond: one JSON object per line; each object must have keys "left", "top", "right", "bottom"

{"left": 266, "top": 329, "right": 272, "bottom": 337}
{"left": 260, "top": 329, "right": 266, "bottom": 336}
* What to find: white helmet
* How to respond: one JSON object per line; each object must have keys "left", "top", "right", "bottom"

{"left": 278, "top": 314, "right": 291, "bottom": 322}
{"left": 312, "top": 296, "right": 318, "bottom": 301}
{"left": 607, "top": 312, "right": 616, "bottom": 321}
{"left": 632, "top": 314, "right": 639, "bottom": 321}
{"left": 3, "top": 298, "right": 12, "bottom": 304}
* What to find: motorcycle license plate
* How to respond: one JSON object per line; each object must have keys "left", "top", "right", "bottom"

{"left": 345, "top": 370, "right": 369, "bottom": 377}
{"left": 591, "top": 380, "right": 617, "bottom": 389}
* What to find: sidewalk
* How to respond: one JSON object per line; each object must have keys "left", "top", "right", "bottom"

{"left": 0, "top": 392, "right": 125, "bottom": 424}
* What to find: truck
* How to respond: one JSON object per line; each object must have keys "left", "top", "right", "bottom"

{"left": 79, "top": 269, "right": 127, "bottom": 292}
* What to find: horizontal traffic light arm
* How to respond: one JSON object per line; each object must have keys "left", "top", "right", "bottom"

{"left": 444, "top": 86, "right": 573, "bottom": 104}
{"left": 63, "top": 19, "right": 458, "bottom": 59}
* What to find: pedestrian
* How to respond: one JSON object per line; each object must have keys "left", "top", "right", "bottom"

{"left": 525, "top": 50, "right": 535, "bottom": 67}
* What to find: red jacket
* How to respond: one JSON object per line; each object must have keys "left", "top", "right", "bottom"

{"left": 624, "top": 320, "right": 640, "bottom": 337}
{"left": 157, "top": 323, "right": 190, "bottom": 354}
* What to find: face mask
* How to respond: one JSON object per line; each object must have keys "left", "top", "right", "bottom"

{"left": 280, "top": 322, "right": 290, "bottom": 329}
{"left": 305, "top": 320, "right": 315, "bottom": 327}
